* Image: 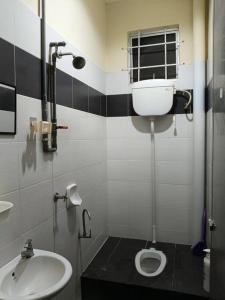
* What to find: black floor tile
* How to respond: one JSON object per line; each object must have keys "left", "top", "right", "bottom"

{"left": 173, "top": 244, "right": 207, "bottom": 297}
{"left": 82, "top": 237, "right": 120, "bottom": 279}
{"left": 98, "top": 238, "right": 146, "bottom": 284}
{"left": 81, "top": 237, "right": 208, "bottom": 300}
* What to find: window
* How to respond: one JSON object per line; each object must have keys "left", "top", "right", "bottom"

{"left": 128, "top": 28, "right": 179, "bottom": 83}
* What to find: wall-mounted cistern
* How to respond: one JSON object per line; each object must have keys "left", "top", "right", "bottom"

{"left": 79, "top": 209, "right": 92, "bottom": 239}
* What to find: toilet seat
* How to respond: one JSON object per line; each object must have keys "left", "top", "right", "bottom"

{"left": 135, "top": 248, "right": 167, "bottom": 277}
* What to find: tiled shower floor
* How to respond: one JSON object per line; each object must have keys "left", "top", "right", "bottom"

{"left": 81, "top": 237, "right": 209, "bottom": 300}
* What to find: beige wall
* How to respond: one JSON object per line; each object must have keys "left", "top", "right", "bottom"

{"left": 21, "top": 0, "right": 106, "bottom": 70}
{"left": 22, "top": 0, "right": 194, "bottom": 72}
{"left": 106, "top": 0, "right": 193, "bottom": 72}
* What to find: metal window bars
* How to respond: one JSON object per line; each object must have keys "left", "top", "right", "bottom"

{"left": 122, "top": 28, "right": 183, "bottom": 82}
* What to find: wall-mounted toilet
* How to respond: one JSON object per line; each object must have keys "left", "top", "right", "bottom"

{"left": 135, "top": 248, "right": 167, "bottom": 277}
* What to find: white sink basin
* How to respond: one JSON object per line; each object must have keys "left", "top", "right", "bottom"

{"left": 0, "top": 249, "right": 72, "bottom": 300}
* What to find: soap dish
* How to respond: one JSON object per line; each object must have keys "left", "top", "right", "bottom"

{"left": 0, "top": 201, "right": 13, "bottom": 215}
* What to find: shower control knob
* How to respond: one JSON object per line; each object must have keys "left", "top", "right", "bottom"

{"left": 209, "top": 218, "right": 217, "bottom": 231}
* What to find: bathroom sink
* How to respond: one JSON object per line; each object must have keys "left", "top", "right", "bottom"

{"left": 0, "top": 249, "right": 72, "bottom": 300}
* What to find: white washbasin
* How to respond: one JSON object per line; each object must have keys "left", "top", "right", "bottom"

{"left": 0, "top": 249, "right": 72, "bottom": 300}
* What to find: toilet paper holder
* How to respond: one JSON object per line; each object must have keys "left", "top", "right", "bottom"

{"left": 54, "top": 183, "right": 82, "bottom": 208}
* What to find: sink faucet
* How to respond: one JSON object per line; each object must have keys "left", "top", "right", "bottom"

{"left": 21, "top": 239, "right": 34, "bottom": 258}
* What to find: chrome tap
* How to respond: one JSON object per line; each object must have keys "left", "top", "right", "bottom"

{"left": 21, "top": 239, "right": 34, "bottom": 258}
{"left": 79, "top": 209, "right": 92, "bottom": 239}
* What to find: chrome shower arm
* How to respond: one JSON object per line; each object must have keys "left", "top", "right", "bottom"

{"left": 58, "top": 52, "right": 75, "bottom": 58}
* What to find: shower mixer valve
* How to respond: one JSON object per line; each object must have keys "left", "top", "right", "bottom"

{"left": 30, "top": 120, "right": 68, "bottom": 134}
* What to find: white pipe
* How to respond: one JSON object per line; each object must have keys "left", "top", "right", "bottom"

{"left": 150, "top": 118, "right": 156, "bottom": 244}
{"left": 192, "top": 0, "right": 206, "bottom": 244}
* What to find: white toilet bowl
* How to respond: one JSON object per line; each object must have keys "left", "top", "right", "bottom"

{"left": 135, "top": 248, "right": 167, "bottom": 277}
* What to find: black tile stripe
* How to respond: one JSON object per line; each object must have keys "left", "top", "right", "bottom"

{"left": 88, "top": 86, "right": 101, "bottom": 115}
{"left": 73, "top": 78, "right": 89, "bottom": 112}
{"left": 168, "top": 90, "right": 193, "bottom": 114}
{"left": 56, "top": 69, "right": 73, "bottom": 108}
{"left": 0, "top": 36, "right": 195, "bottom": 117}
{"left": 107, "top": 91, "right": 194, "bottom": 117}
{"left": 107, "top": 94, "right": 129, "bottom": 117}
{"left": 100, "top": 94, "right": 107, "bottom": 117}
{"left": 0, "top": 85, "right": 16, "bottom": 112}
{"left": 15, "top": 47, "right": 42, "bottom": 99}
{"left": 0, "top": 38, "right": 15, "bottom": 86}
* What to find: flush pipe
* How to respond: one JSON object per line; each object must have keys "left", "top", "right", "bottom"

{"left": 150, "top": 118, "right": 156, "bottom": 244}
{"left": 41, "top": 0, "right": 57, "bottom": 152}
{"left": 192, "top": 0, "right": 206, "bottom": 244}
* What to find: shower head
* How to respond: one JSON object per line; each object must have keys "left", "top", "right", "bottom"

{"left": 56, "top": 51, "right": 86, "bottom": 69}
{"left": 50, "top": 42, "right": 86, "bottom": 69}
{"left": 72, "top": 56, "right": 86, "bottom": 69}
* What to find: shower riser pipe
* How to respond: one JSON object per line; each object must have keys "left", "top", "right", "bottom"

{"left": 41, "top": 0, "right": 57, "bottom": 152}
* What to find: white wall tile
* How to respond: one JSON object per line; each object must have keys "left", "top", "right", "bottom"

{"left": 107, "top": 116, "right": 194, "bottom": 244}
{"left": 0, "top": 0, "right": 15, "bottom": 44}
{"left": 0, "top": 191, "right": 22, "bottom": 249}
{"left": 20, "top": 180, "right": 53, "bottom": 233}
{"left": 157, "top": 204, "right": 191, "bottom": 233}
{"left": 157, "top": 161, "right": 192, "bottom": 185}
{"left": 18, "top": 141, "right": 53, "bottom": 188}
{"left": 54, "top": 208, "right": 79, "bottom": 268}
{"left": 21, "top": 218, "right": 54, "bottom": 252}
{"left": 0, "top": 237, "right": 23, "bottom": 268}
{"left": 108, "top": 160, "right": 151, "bottom": 182}
{"left": 0, "top": 143, "right": 19, "bottom": 195}
{"left": 155, "top": 138, "right": 193, "bottom": 161}
{"left": 14, "top": 0, "right": 41, "bottom": 58}
{"left": 176, "top": 64, "right": 194, "bottom": 90}
{"left": 155, "top": 114, "right": 193, "bottom": 139}
{"left": 106, "top": 71, "right": 131, "bottom": 95}
{"left": 108, "top": 223, "right": 130, "bottom": 238}
{"left": 157, "top": 229, "right": 191, "bottom": 245}
{"left": 157, "top": 183, "right": 192, "bottom": 210}
{"left": 17, "top": 95, "right": 42, "bottom": 142}
{"left": 107, "top": 139, "right": 150, "bottom": 161}
{"left": 107, "top": 117, "right": 150, "bottom": 140}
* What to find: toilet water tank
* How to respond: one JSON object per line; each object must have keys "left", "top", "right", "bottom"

{"left": 132, "top": 79, "right": 175, "bottom": 116}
